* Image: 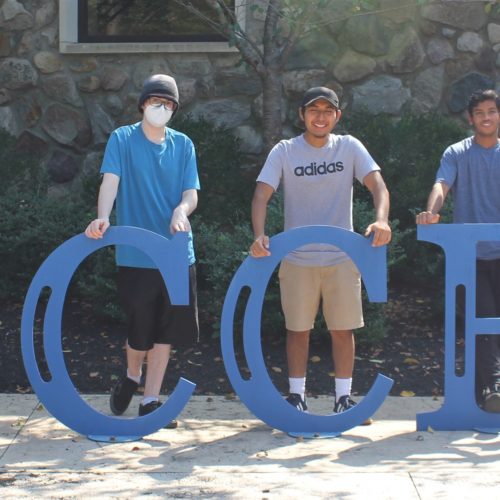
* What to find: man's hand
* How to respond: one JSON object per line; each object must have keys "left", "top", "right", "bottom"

{"left": 416, "top": 211, "right": 440, "bottom": 225}
{"left": 85, "top": 218, "right": 110, "bottom": 239}
{"left": 170, "top": 207, "right": 191, "bottom": 233}
{"left": 250, "top": 234, "right": 271, "bottom": 257}
{"left": 365, "top": 220, "right": 392, "bottom": 247}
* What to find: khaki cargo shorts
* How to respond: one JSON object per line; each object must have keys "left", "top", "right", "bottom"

{"left": 278, "top": 259, "right": 364, "bottom": 332}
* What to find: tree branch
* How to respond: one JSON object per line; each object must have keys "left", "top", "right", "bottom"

{"left": 173, "top": 0, "right": 265, "bottom": 74}
{"left": 262, "top": 0, "right": 281, "bottom": 68}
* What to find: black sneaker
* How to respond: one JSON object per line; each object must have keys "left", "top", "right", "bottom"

{"left": 285, "top": 393, "right": 308, "bottom": 412}
{"left": 334, "top": 395, "right": 373, "bottom": 425}
{"left": 483, "top": 391, "right": 500, "bottom": 413}
{"left": 110, "top": 376, "right": 139, "bottom": 415}
{"left": 138, "top": 400, "right": 178, "bottom": 429}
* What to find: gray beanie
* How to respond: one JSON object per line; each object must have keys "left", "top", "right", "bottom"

{"left": 138, "top": 74, "right": 179, "bottom": 114}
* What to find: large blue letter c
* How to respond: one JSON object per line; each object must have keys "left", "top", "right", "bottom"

{"left": 221, "top": 226, "right": 393, "bottom": 435}
{"left": 21, "top": 227, "right": 196, "bottom": 442}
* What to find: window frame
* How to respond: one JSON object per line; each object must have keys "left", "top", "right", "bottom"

{"left": 59, "top": 0, "right": 244, "bottom": 54}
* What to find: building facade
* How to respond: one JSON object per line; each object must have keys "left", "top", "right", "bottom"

{"left": 0, "top": 0, "right": 499, "bottom": 189}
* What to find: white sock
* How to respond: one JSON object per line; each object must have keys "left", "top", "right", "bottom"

{"left": 126, "top": 369, "right": 141, "bottom": 384}
{"left": 335, "top": 378, "right": 352, "bottom": 402}
{"left": 289, "top": 377, "right": 306, "bottom": 400}
{"left": 141, "top": 396, "right": 159, "bottom": 406}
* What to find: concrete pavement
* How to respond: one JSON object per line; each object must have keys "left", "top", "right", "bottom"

{"left": 0, "top": 394, "right": 499, "bottom": 498}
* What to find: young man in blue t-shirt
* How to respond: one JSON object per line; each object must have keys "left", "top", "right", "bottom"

{"left": 85, "top": 74, "right": 200, "bottom": 427}
{"left": 417, "top": 89, "right": 500, "bottom": 413}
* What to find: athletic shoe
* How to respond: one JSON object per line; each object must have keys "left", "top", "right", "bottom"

{"left": 110, "top": 376, "right": 139, "bottom": 415}
{"left": 285, "top": 393, "right": 308, "bottom": 412}
{"left": 138, "top": 400, "right": 178, "bottom": 429}
{"left": 334, "top": 395, "right": 373, "bottom": 425}
{"left": 483, "top": 391, "right": 500, "bottom": 413}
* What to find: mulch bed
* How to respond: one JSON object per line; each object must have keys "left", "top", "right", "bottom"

{"left": 0, "top": 285, "right": 444, "bottom": 398}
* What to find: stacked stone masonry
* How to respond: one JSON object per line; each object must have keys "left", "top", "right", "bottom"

{"left": 1, "top": 0, "right": 499, "bottom": 187}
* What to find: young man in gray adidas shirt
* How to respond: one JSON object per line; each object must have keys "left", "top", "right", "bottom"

{"left": 250, "top": 87, "right": 391, "bottom": 416}
{"left": 417, "top": 89, "right": 500, "bottom": 413}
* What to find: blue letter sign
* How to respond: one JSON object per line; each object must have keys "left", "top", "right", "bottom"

{"left": 417, "top": 224, "right": 500, "bottom": 432}
{"left": 21, "top": 223, "right": 500, "bottom": 438}
{"left": 22, "top": 225, "right": 393, "bottom": 440}
{"left": 21, "top": 227, "right": 196, "bottom": 442}
{"left": 221, "top": 226, "right": 393, "bottom": 436}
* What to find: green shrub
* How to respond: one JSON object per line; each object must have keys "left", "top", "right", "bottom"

{"left": 0, "top": 110, "right": 465, "bottom": 343}
{"left": 0, "top": 130, "right": 117, "bottom": 315}
{"left": 343, "top": 112, "right": 464, "bottom": 226}
{"left": 343, "top": 111, "right": 465, "bottom": 288}
{"left": 0, "top": 189, "right": 85, "bottom": 300}
{"left": 193, "top": 194, "right": 284, "bottom": 338}
{"left": 350, "top": 199, "right": 410, "bottom": 344}
{"left": 0, "top": 130, "right": 85, "bottom": 301}
{"left": 174, "top": 114, "right": 254, "bottom": 225}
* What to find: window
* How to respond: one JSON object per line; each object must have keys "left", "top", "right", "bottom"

{"left": 60, "top": 0, "right": 244, "bottom": 54}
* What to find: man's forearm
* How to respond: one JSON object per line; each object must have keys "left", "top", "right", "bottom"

{"left": 373, "top": 186, "right": 390, "bottom": 223}
{"left": 176, "top": 189, "right": 198, "bottom": 216}
{"left": 364, "top": 171, "right": 390, "bottom": 223}
{"left": 426, "top": 182, "right": 448, "bottom": 214}
{"left": 252, "top": 200, "right": 267, "bottom": 238}
{"left": 251, "top": 182, "right": 274, "bottom": 238}
{"left": 97, "top": 174, "right": 119, "bottom": 219}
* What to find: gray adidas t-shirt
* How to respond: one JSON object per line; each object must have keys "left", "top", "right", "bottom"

{"left": 257, "top": 133, "right": 380, "bottom": 266}
{"left": 436, "top": 136, "right": 500, "bottom": 260}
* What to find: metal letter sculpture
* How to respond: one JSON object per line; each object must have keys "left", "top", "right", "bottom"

{"left": 221, "top": 226, "right": 394, "bottom": 436}
{"left": 21, "top": 227, "right": 196, "bottom": 442}
{"left": 417, "top": 224, "right": 500, "bottom": 432}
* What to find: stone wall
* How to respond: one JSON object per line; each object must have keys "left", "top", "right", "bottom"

{"left": 1, "top": 0, "right": 499, "bottom": 189}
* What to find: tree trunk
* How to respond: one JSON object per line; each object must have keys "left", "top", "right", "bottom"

{"left": 261, "top": 66, "right": 284, "bottom": 156}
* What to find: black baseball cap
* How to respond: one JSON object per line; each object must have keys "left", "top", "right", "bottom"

{"left": 138, "top": 74, "right": 179, "bottom": 114}
{"left": 301, "top": 87, "right": 339, "bottom": 109}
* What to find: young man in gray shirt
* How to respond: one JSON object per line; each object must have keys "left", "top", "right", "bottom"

{"left": 417, "top": 89, "right": 500, "bottom": 413}
{"left": 250, "top": 87, "right": 391, "bottom": 416}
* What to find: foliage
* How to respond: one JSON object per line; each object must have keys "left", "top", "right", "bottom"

{"left": 173, "top": 114, "right": 253, "bottom": 225}
{"left": 0, "top": 132, "right": 86, "bottom": 301}
{"left": 343, "top": 112, "right": 465, "bottom": 227}
{"left": 0, "top": 130, "right": 116, "bottom": 314}
{"left": 0, "top": 110, "right": 466, "bottom": 344}
{"left": 193, "top": 194, "right": 284, "bottom": 337}
{"left": 351, "top": 199, "right": 410, "bottom": 344}
{"left": 0, "top": 192, "right": 78, "bottom": 300}
{"left": 352, "top": 199, "right": 409, "bottom": 271}
{"left": 342, "top": 111, "right": 466, "bottom": 288}
{"left": 72, "top": 248, "right": 123, "bottom": 320}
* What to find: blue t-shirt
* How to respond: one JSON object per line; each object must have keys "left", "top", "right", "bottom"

{"left": 101, "top": 122, "right": 200, "bottom": 268}
{"left": 436, "top": 136, "right": 500, "bottom": 260}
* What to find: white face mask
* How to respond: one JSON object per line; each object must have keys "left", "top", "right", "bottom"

{"left": 144, "top": 104, "right": 173, "bottom": 128}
